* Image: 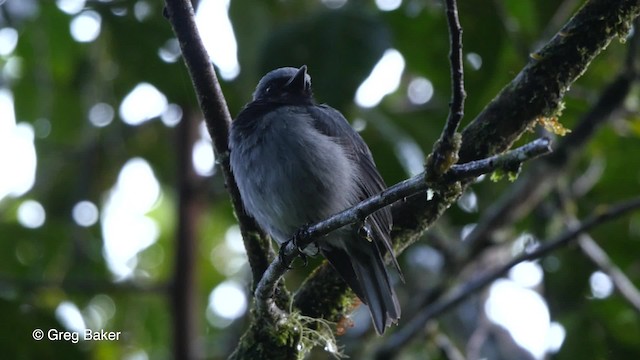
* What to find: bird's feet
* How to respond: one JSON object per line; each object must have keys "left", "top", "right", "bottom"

{"left": 354, "top": 217, "right": 373, "bottom": 243}
{"left": 279, "top": 225, "right": 312, "bottom": 268}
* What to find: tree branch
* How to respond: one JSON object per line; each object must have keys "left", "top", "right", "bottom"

{"left": 256, "top": 139, "right": 551, "bottom": 317}
{"left": 375, "top": 196, "right": 640, "bottom": 359}
{"left": 163, "top": 0, "right": 640, "bottom": 357}
{"left": 163, "top": 0, "right": 275, "bottom": 288}
{"left": 393, "top": 0, "right": 639, "bottom": 225}
{"left": 458, "top": 0, "right": 638, "bottom": 163}
{"left": 164, "top": 2, "right": 295, "bottom": 358}
{"left": 294, "top": 1, "right": 640, "bottom": 324}
{"left": 460, "top": 14, "right": 640, "bottom": 258}
{"left": 426, "top": 0, "right": 466, "bottom": 176}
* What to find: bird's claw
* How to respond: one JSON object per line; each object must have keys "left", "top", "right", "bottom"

{"left": 354, "top": 216, "right": 373, "bottom": 242}
{"left": 278, "top": 225, "right": 311, "bottom": 268}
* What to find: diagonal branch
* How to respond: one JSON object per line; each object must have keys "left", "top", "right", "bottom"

{"left": 163, "top": 0, "right": 275, "bottom": 288}
{"left": 255, "top": 138, "right": 552, "bottom": 315}
{"left": 389, "top": 0, "right": 639, "bottom": 268}
{"left": 578, "top": 234, "right": 640, "bottom": 313}
{"left": 294, "top": 1, "right": 639, "bottom": 328}
{"left": 163, "top": 0, "right": 640, "bottom": 357}
{"left": 458, "top": 0, "right": 638, "bottom": 163}
{"left": 564, "top": 214, "right": 640, "bottom": 313}
{"left": 375, "top": 196, "right": 640, "bottom": 359}
{"left": 460, "top": 14, "right": 640, "bottom": 259}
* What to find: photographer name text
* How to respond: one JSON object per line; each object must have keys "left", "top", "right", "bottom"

{"left": 32, "top": 328, "right": 122, "bottom": 343}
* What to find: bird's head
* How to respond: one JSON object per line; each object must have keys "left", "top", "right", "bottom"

{"left": 252, "top": 65, "right": 312, "bottom": 103}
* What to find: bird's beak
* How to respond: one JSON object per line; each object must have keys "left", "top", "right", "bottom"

{"left": 285, "top": 65, "right": 309, "bottom": 93}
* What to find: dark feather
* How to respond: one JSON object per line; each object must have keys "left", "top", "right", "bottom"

{"left": 230, "top": 66, "right": 402, "bottom": 334}
{"left": 307, "top": 105, "right": 402, "bottom": 277}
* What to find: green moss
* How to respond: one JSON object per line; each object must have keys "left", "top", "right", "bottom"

{"left": 292, "top": 312, "right": 344, "bottom": 359}
{"left": 228, "top": 309, "right": 301, "bottom": 360}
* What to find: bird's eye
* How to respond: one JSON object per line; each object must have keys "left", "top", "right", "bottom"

{"left": 265, "top": 86, "right": 272, "bottom": 93}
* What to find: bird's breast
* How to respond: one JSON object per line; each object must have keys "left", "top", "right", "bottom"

{"left": 230, "top": 108, "right": 359, "bottom": 244}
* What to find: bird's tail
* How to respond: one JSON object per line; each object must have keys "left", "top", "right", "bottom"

{"left": 323, "top": 242, "right": 400, "bottom": 334}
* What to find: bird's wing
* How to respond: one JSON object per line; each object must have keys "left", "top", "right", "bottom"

{"left": 307, "top": 105, "right": 402, "bottom": 275}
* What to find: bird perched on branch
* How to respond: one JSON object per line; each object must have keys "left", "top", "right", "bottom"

{"left": 229, "top": 65, "right": 401, "bottom": 334}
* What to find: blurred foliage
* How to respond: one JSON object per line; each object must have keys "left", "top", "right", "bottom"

{"left": 0, "top": 0, "right": 639, "bottom": 359}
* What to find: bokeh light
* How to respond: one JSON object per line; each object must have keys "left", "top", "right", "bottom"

{"left": 17, "top": 200, "right": 46, "bottom": 228}
{"left": 195, "top": 0, "right": 240, "bottom": 80}
{"left": 55, "top": 301, "right": 87, "bottom": 333}
{"left": 0, "top": 89, "right": 37, "bottom": 201}
{"left": 0, "top": 27, "right": 18, "bottom": 56}
{"left": 206, "top": 280, "right": 248, "bottom": 328}
{"left": 376, "top": 0, "right": 402, "bottom": 12}
{"left": 590, "top": 271, "right": 614, "bottom": 299}
{"left": 101, "top": 158, "right": 161, "bottom": 279}
{"left": 509, "top": 261, "right": 544, "bottom": 288}
{"left": 56, "top": 0, "right": 86, "bottom": 15}
{"left": 70, "top": 11, "right": 102, "bottom": 43}
{"left": 72, "top": 200, "right": 99, "bottom": 227}
{"left": 88, "top": 103, "right": 115, "bottom": 127}
{"left": 485, "top": 279, "right": 565, "bottom": 359}
{"left": 407, "top": 77, "right": 434, "bottom": 105}
{"left": 119, "top": 83, "right": 168, "bottom": 125}
{"left": 355, "top": 49, "right": 405, "bottom": 108}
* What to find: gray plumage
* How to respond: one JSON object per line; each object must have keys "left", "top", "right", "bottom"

{"left": 229, "top": 66, "right": 401, "bottom": 334}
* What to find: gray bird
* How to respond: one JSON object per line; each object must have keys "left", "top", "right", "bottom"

{"left": 229, "top": 65, "right": 401, "bottom": 334}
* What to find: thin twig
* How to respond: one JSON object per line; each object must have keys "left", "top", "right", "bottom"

{"left": 255, "top": 138, "right": 552, "bottom": 314}
{"left": 163, "top": 0, "right": 232, "bottom": 152}
{"left": 375, "top": 196, "right": 640, "bottom": 359}
{"left": 426, "top": 0, "right": 466, "bottom": 176}
{"left": 442, "top": 0, "right": 466, "bottom": 141}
